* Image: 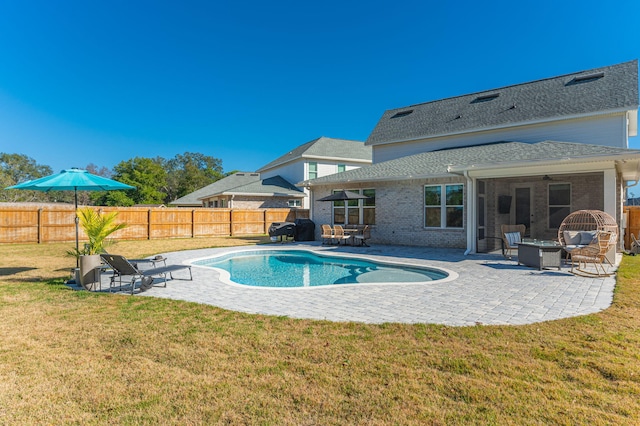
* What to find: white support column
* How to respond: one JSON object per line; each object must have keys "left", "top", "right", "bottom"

{"left": 465, "top": 171, "right": 476, "bottom": 255}
{"left": 603, "top": 168, "right": 617, "bottom": 219}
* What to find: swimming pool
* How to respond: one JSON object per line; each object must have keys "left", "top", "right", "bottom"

{"left": 192, "top": 249, "right": 451, "bottom": 288}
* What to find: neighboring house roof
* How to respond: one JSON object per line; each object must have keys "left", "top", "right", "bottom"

{"left": 367, "top": 60, "right": 639, "bottom": 146}
{"left": 169, "top": 172, "right": 261, "bottom": 206}
{"left": 170, "top": 172, "right": 305, "bottom": 206}
{"left": 200, "top": 175, "right": 305, "bottom": 199}
{"left": 257, "top": 136, "right": 372, "bottom": 172}
{"left": 302, "top": 141, "right": 640, "bottom": 186}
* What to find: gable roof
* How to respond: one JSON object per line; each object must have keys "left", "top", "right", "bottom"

{"left": 257, "top": 136, "right": 372, "bottom": 172}
{"left": 170, "top": 172, "right": 261, "bottom": 206}
{"left": 367, "top": 60, "right": 639, "bottom": 146}
{"left": 169, "top": 172, "right": 305, "bottom": 206}
{"left": 302, "top": 141, "right": 640, "bottom": 186}
{"left": 204, "top": 175, "right": 305, "bottom": 199}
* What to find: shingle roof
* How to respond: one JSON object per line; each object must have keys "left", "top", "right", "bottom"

{"left": 214, "top": 175, "right": 305, "bottom": 198}
{"left": 257, "top": 136, "right": 372, "bottom": 172}
{"left": 169, "top": 172, "right": 261, "bottom": 206}
{"left": 367, "top": 60, "right": 639, "bottom": 146}
{"left": 169, "top": 173, "right": 305, "bottom": 206}
{"left": 303, "top": 141, "right": 640, "bottom": 185}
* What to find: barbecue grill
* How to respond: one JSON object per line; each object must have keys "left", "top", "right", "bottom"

{"left": 268, "top": 222, "right": 296, "bottom": 242}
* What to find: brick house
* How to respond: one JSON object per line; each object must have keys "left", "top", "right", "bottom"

{"left": 302, "top": 60, "right": 640, "bottom": 252}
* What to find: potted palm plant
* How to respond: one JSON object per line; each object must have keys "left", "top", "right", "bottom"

{"left": 69, "top": 208, "right": 127, "bottom": 288}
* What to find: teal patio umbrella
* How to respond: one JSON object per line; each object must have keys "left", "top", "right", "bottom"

{"left": 5, "top": 168, "right": 135, "bottom": 263}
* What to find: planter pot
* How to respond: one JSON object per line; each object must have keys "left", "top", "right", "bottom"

{"left": 79, "top": 254, "right": 102, "bottom": 291}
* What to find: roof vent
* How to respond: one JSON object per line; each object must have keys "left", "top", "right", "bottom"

{"left": 391, "top": 110, "right": 413, "bottom": 119}
{"left": 567, "top": 72, "right": 604, "bottom": 85}
{"left": 472, "top": 93, "right": 500, "bottom": 103}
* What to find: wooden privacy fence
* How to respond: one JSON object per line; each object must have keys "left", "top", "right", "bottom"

{"left": 0, "top": 205, "right": 309, "bottom": 244}
{"left": 623, "top": 206, "right": 640, "bottom": 249}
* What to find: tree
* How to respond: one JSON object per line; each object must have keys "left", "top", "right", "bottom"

{"left": 94, "top": 157, "right": 167, "bottom": 206}
{"left": 0, "top": 153, "right": 53, "bottom": 202}
{"left": 164, "top": 152, "right": 224, "bottom": 202}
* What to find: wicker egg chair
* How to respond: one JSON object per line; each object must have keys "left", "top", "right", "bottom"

{"left": 557, "top": 210, "right": 618, "bottom": 246}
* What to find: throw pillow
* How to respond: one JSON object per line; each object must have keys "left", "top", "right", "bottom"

{"left": 505, "top": 231, "right": 521, "bottom": 246}
{"left": 579, "top": 230, "right": 597, "bottom": 245}
{"left": 563, "top": 230, "right": 581, "bottom": 245}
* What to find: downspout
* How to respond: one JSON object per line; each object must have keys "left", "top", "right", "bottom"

{"left": 464, "top": 170, "right": 475, "bottom": 256}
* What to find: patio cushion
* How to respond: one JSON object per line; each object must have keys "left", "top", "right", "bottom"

{"left": 563, "top": 230, "right": 582, "bottom": 245}
{"left": 579, "top": 230, "right": 597, "bottom": 245}
{"left": 505, "top": 232, "right": 521, "bottom": 247}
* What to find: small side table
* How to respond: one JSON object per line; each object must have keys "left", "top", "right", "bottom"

{"left": 517, "top": 240, "right": 562, "bottom": 271}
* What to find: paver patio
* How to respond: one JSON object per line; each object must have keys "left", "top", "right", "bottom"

{"left": 97, "top": 242, "right": 617, "bottom": 326}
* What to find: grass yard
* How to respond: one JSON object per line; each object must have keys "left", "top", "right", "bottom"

{"left": 1, "top": 237, "right": 639, "bottom": 424}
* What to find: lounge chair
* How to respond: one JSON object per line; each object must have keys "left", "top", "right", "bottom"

{"left": 501, "top": 224, "right": 526, "bottom": 259}
{"left": 100, "top": 254, "right": 192, "bottom": 294}
{"left": 332, "top": 225, "right": 352, "bottom": 245}
{"left": 321, "top": 224, "right": 334, "bottom": 245}
{"left": 570, "top": 231, "right": 614, "bottom": 277}
{"left": 353, "top": 225, "right": 371, "bottom": 247}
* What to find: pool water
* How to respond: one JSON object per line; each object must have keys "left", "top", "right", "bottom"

{"left": 193, "top": 250, "right": 449, "bottom": 288}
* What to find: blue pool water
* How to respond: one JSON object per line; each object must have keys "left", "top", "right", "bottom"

{"left": 193, "top": 250, "right": 448, "bottom": 288}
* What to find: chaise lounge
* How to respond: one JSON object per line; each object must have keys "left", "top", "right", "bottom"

{"left": 100, "top": 254, "right": 193, "bottom": 294}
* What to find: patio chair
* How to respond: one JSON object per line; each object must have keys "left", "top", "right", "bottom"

{"left": 332, "top": 225, "right": 352, "bottom": 245}
{"left": 500, "top": 224, "right": 526, "bottom": 259}
{"left": 353, "top": 225, "right": 371, "bottom": 247}
{"left": 100, "top": 254, "right": 192, "bottom": 294}
{"left": 631, "top": 233, "right": 640, "bottom": 255}
{"left": 570, "top": 231, "right": 614, "bottom": 277}
{"left": 321, "top": 224, "right": 334, "bottom": 245}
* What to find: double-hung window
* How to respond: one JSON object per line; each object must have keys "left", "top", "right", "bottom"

{"left": 332, "top": 189, "right": 376, "bottom": 225}
{"left": 308, "top": 162, "right": 318, "bottom": 180}
{"left": 548, "top": 183, "right": 571, "bottom": 229}
{"left": 424, "top": 184, "right": 463, "bottom": 228}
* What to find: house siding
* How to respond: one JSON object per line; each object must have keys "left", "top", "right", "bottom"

{"left": 230, "top": 196, "right": 298, "bottom": 209}
{"left": 312, "top": 177, "right": 467, "bottom": 248}
{"left": 373, "top": 114, "right": 629, "bottom": 163}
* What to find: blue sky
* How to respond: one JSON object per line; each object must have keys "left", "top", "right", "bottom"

{"left": 0, "top": 0, "right": 638, "bottom": 175}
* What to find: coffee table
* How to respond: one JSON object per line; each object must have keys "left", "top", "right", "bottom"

{"left": 517, "top": 240, "right": 562, "bottom": 271}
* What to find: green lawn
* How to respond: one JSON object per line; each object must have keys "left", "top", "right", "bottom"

{"left": 1, "top": 237, "right": 639, "bottom": 424}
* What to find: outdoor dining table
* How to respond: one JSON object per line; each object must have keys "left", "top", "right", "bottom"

{"left": 342, "top": 227, "right": 363, "bottom": 245}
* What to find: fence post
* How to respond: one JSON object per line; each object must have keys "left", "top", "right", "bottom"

{"left": 191, "top": 209, "right": 195, "bottom": 238}
{"left": 37, "top": 208, "right": 42, "bottom": 244}
{"left": 229, "top": 210, "right": 234, "bottom": 236}
{"left": 263, "top": 210, "right": 267, "bottom": 234}
{"left": 147, "top": 209, "right": 152, "bottom": 240}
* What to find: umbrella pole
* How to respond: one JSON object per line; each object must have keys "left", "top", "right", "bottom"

{"left": 74, "top": 188, "right": 79, "bottom": 268}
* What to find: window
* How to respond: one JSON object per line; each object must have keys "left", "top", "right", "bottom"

{"left": 424, "top": 184, "right": 464, "bottom": 228}
{"left": 287, "top": 199, "right": 301, "bottom": 207}
{"left": 337, "top": 164, "right": 346, "bottom": 173}
{"left": 308, "top": 162, "right": 318, "bottom": 180}
{"left": 549, "top": 183, "right": 571, "bottom": 229}
{"left": 391, "top": 109, "right": 413, "bottom": 118}
{"left": 332, "top": 189, "right": 375, "bottom": 225}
